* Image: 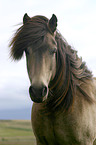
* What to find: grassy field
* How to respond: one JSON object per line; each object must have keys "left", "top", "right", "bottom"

{"left": 0, "top": 120, "right": 36, "bottom": 145}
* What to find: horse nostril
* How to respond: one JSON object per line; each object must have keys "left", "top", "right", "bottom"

{"left": 29, "top": 85, "right": 48, "bottom": 96}
{"left": 29, "top": 86, "right": 33, "bottom": 94}
{"left": 42, "top": 86, "right": 48, "bottom": 97}
{"left": 29, "top": 85, "right": 48, "bottom": 103}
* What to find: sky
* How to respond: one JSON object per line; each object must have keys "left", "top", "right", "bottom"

{"left": 0, "top": 0, "right": 96, "bottom": 119}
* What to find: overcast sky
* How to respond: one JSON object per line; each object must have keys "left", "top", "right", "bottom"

{"left": 0, "top": 0, "right": 96, "bottom": 113}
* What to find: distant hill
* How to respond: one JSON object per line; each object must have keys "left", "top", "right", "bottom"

{"left": 0, "top": 108, "right": 31, "bottom": 120}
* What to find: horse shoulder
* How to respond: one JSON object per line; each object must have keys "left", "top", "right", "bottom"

{"left": 53, "top": 82, "right": 96, "bottom": 144}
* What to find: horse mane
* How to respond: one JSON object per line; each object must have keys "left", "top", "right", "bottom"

{"left": 47, "top": 32, "right": 93, "bottom": 112}
{"left": 9, "top": 15, "right": 93, "bottom": 112}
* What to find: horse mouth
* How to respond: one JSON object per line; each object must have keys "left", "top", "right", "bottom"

{"left": 29, "top": 86, "right": 48, "bottom": 103}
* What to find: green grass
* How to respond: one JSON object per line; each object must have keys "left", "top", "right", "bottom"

{"left": 0, "top": 120, "right": 36, "bottom": 145}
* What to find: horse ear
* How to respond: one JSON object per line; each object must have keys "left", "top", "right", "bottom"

{"left": 23, "top": 13, "right": 31, "bottom": 24}
{"left": 48, "top": 14, "right": 58, "bottom": 34}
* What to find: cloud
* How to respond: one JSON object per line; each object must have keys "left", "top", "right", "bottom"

{"left": 0, "top": 75, "right": 31, "bottom": 109}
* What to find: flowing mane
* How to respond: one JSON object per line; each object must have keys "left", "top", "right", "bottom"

{"left": 10, "top": 15, "right": 93, "bottom": 112}
{"left": 47, "top": 32, "right": 93, "bottom": 112}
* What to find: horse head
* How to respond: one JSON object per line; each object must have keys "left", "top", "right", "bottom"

{"left": 10, "top": 14, "right": 58, "bottom": 103}
{"left": 25, "top": 14, "right": 57, "bottom": 103}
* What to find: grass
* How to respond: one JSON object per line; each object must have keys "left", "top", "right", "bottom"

{"left": 0, "top": 120, "right": 36, "bottom": 145}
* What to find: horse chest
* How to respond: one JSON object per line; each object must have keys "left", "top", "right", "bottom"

{"left": 32, "top": 102, "right": 96, "bottom": 145}
{"left": 52, "top": 113, "right": 83, "bottom": 145}
{"left": 32, "top": 112, "right": 83, "bottom": 145}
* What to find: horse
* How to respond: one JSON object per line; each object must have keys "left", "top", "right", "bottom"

{"left": 10, "top": 13, "right": 96, "bottom": 145}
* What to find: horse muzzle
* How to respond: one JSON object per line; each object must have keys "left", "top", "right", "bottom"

{"left": 29, "top": 85, "right": 48, "bottom": 103}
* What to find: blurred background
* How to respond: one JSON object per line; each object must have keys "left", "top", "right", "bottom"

{"left": 0, "top": 0, "right": 96, "bottom": 120}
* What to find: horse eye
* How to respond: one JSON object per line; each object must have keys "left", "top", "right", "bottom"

{"left": 50, "top": 48, "right": 57, "bottom": 54}
{"left": 53, "top": 48, "right": 57, "bottom": 53}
